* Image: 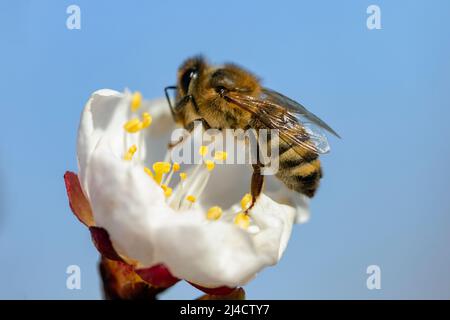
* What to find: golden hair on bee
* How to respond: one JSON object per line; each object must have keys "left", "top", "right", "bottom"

{"left": 167, "top": 56, "right": 339, "bottom": 210}
{"left": 174, "top": 56, "right": 260, "bottom": 130}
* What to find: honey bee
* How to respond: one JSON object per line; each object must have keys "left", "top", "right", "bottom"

{"left": 165, "top": 56, "right": 339, "bottom": 210}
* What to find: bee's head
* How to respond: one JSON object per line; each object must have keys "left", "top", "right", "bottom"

{"left": 177, "top": 55, "right": 206, "bottom": 97}
{"left": 209, "top": 63, "right": 260, "bottom": 97}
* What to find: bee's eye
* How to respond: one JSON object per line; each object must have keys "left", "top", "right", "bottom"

{"left": 180, "top": 68, "right": 197, "bottom": 94}
{"left": 210, "top": 69, "right": 237, "bottom": 93}
{"left": 215, "top": 86, "right": 228, "bottom": 96}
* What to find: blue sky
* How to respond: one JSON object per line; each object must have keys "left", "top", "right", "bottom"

{"left": 0, "top": 0, "right": 449, "bottom": 299}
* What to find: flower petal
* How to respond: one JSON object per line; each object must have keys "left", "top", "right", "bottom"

{"left": 63, "top": 171, "right": 95, "bottom": 226}
{"left": 89, "top": 226, "right": 124, "bottom": 262}
{"left": 77, "top": 89, "right": 298, "bottom": 289}
{"left": 135, "top": 264, "right": 180, "bottom": 288}
{"left": 77, "top": 89, "right": 171, "bottom": 195}
{"left": 85, "top": 134, "right": 295, "bottom": 287}
{"left": 264, "top": 175, "right": 311, "bottom": 224}
{"left": 189, "top": 282, "right": 236, "bottom": 296}
{"left": 152, "top": 194, "right": 294, "bottom": 288}
{"left": 99, "top": 257, "right": 164, "bottom": 300}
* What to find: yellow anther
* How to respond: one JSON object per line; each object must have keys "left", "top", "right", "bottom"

{"left": 153, "top": 162, "right": 171, "bottom": 173}
{"left": 240, "top": 193, "right": 252, "bottom": 211}
{"left": 131, "top": 91, "right": 142, "bottom": 112}
{"left": 234, "top": 212, "right": 250, "bottom": 229}
{"left": 164, "top": 187, "right": 173, "bottom": 197}
{"left": 124, "top": 112, "right": 152, "bottom": 133}
{"left": 186, "top": 195, "right": 196, "bottom": 203}
{"left": 123, "top": 145, "right": 137, "bottom": 161}
{"left": 141, "top": 112, "right": 152, "bottom": 128}
{"left": 205, "top": 160, "right": 215, "bottom": 171}
{"left": 144, "top": 167, "right": 154, "bottom": 179}
{"left": 207, "top": 206, "right": 222, "bottom": 220}
{"left": 161, "top": 185, "right": 173, "bottom": 197}
{"left": 173, "top": 162, "right": 180, "bottom": 172}
{"left": 214, "top": 151, "right": 228, "bottom": 161}
{"left": 179, "top": 172, "right": 187, "bottom": 180}
{"left": 198, "top": 145, "right": 208, "bottom": 157}
{"left": 153, "top": 162, "right": 171, "bottom": 184}
{"left": 124, "top": 118, "right": 143, "bottom": 133}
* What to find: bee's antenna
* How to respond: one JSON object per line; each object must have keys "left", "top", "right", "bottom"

{"left": 164, "top": 85, "right": 177, "bottom": 118}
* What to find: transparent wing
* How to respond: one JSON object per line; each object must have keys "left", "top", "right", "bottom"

{"left": 225, "top": 91, "right": 334, "bottom": 155}
{"left": 261, "top": 88, "right": 341, "bottom": 138}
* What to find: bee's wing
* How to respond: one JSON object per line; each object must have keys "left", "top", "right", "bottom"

{"left": 225, "top": 90, "right": 338, "bottom": 155}
{"left": 261, "top": 88, "right": 341, "bottom": 139}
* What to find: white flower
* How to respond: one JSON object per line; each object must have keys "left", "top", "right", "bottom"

{"left": 76, "top": 89, "right": 309, "bottom": 288}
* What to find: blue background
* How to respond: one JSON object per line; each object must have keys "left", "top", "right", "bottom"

{"left": 0, "top": 0, "right": 449, "bottom": 299}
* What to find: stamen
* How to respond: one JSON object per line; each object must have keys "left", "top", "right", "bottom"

{"left": 161, "top": 185, "right": 173, "bottom": 197}
{"left": 153, "top": 162, "right": 171, "bottom": 172}
{"left": 124, "top": 118, "right": 143, "bottom": 133}
{"left": 141, "top": 112, "right": 152, "bottom": 128}
{"left": 153, "top": 162, "right": 171, "bottom": 184}
{"left": 198, "top": 145, "right": 208, "bottom": 157}
{"left": 240, "top": 193, "right": 252, "bottom": 211}
{"left": 137, "top": 131, "right": 144, "bottom": 162}
{"left": 124, "top": 112, "right": 152, "bottom": 134}
{"left": 205, "top": 160, "right": 215, "bottom": 171}
{"left": 123, "top": 145, "right": 137, "bottom": 161}
{"left": 168, "top": 171, "right": 188, "bottom": 210}
{"left": 163, "top": 162, "right": 178, "bottom": 186}
{"left": 131, "top": 91, "right": 142, "bottom": 112}
{"left": 234, "top": 212, "right": 250, "bottom": 229}
{"left": 165, "top": 188, "right": 173, "bottom": 197}
{"left": 178, "top": 168, "right": 210, "bottom": 211}
{"left": 207, "top": 206, "right": 222, "bottom": 220}
{"left": 144, "top": 167, "right": 154, "bottom": 179}
{"left": 186, "top": 195, "right": 196, "bottom": 203}
{"left": 214, "top": 151, "right": 228, "bottom": 161}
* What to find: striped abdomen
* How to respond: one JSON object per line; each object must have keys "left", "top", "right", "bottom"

{"left": 275, "top": 140, "right": 323, "bottom": 197}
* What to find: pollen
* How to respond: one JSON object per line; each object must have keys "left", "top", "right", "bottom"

{"left": 240, "top": 193, "right": 252, "bottom": 211}
{"left": 179, "top": 172, "right": 187, "bottom": 180}
{"left": 124, "top": 118, "right": 143, "bottom": 133}
{"left": 173, "top": 162, "right": 180, "bottom": 172}
{"left": 161, "top": 185, "right": 173, "bottom": 197}
{"left": 207, "top": 206, "right": 222, "bottom": 220}
{"left": 144, "top": 167, "right": 154, "bottom": 179}
{"left": 131, "top": 91, "right": 142, "bottom": 112}
{"left": 205, "top": 160, "right": 215, "bottom": 171}
{"left": 153, "top": 162, "right": 171, "bottom": 173}
{"left": 214, "top": 151, "right": 228, "bottom": 161}
{"left": 186, "top": 195, "right": 196, "bottom": 203}
{"left": 234, "top": 212, "right": 250, "bottom": 229}
{"left": 123, "top": 144, "right": 137, "bottom": 161}
{"left": 141, "top": 112, "right": 152, "bottom": 128}
{"left": 153, "top": 162, "right": 171, "bottom": 184}
{"left": 198, "top": 145, "right": 208, "bottom": 157}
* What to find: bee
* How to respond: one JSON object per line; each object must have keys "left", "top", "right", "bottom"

{"left": 165, "top": 56, "right": 339, "bottom": 210}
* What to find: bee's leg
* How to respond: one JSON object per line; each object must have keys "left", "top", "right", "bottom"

{"left": 246, "top": 163, "right": 264, "bottom": 214}
{"left": 164, "top": 86, "right": 177, "bottom": 119}
{"left": 166, "top": 93, "right": 195, "bottom": 124}
{"left": 246, "top": 142, "right": 265, "bottom": 213}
